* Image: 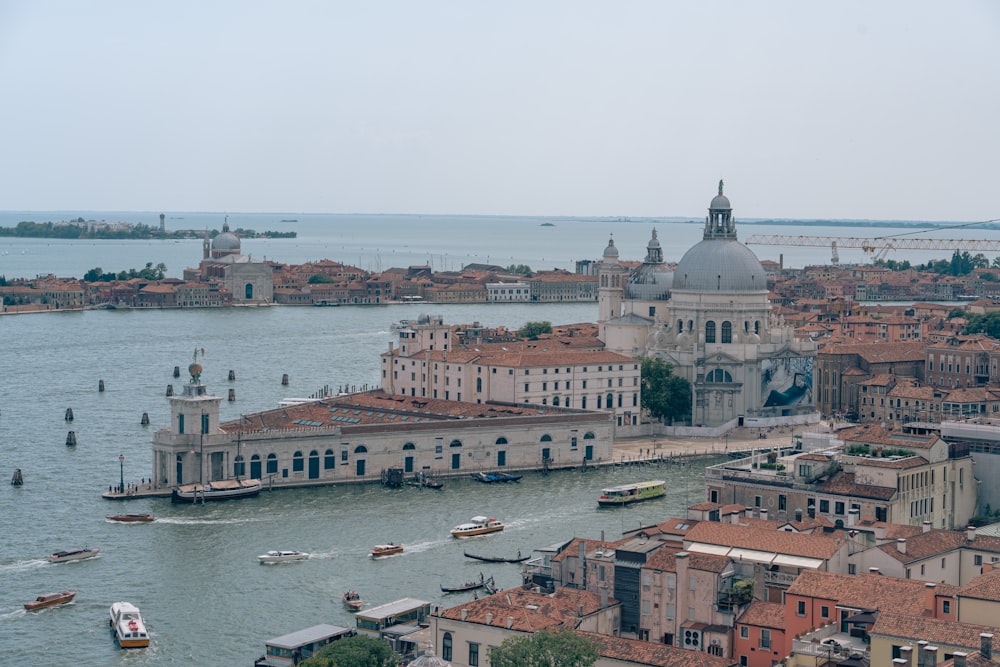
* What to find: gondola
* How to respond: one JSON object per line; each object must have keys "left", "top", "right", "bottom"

{"left": 463, "top": 550, "right": 528, "bottom": 563}
{"left": 441, "top": 573, "right": 494, "bottom": 593}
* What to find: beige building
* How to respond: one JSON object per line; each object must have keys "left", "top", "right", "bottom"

{"left": 183, "top": 219, "right": 273, "bottom": 304}
{"left": 380, "top": 315, "right": 643, "bottom": 433}
{"left": 150, "top": 359, "right": 614, "bottom": 491}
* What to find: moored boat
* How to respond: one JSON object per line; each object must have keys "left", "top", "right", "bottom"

{"left": 370, "top": 543, "right": 404, "bottom": 558}
{"left": 597, "top": 480, "right": 667, "bottom": 507}
{"left": 106, "top": 513, "right": 155, "bottom": 523}
{"left": 441, "top": 573, "right": 494, "bottom": 593}
{"left": 109, "top": 601, "right": 149, "bottom": 648}
{"left": 24, "top": 590, "right": 76, "bottom": 610}
{"left": 342, "top": 590, "right": 363, "bottom": 611}
{"left": 48, "top": 546, "right": 100, "bottom": 563}
{"left": 257, "top": 550, "right": 310, "bottom": 564}
{"left": 450, "top": 516, "right": 504, "bottom": 538}
{"left": 171, "top": 478, "right": 262, "bottom": 503}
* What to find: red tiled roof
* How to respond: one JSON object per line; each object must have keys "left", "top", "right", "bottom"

{"left": 581, "top": 631, "right": 737, "bottom": 667}
{"left": 959, "top": 568, "right": 1000, "bottom": 602}
{"left": 737, "top": 601, "right": 785, "bottom": 630}
{"left": 871, "top": 610, "right": 1000, "bottom": 650}
{"left": 787, "top": 571, "right": 949, "bottom": 616}
{"left": 683, "top": 521, "right": 844, "bottom": 560}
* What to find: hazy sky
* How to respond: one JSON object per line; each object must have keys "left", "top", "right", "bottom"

{"left": 1, "top": 1, "right": 997, "bottom": 221}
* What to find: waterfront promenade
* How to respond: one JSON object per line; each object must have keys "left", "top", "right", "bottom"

{"left": 101, "top": 423, "right": 816, "bottom": 500}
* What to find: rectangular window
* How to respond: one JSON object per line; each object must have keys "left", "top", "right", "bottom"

{"left": 740, "top": 626, "right": 749, "bottom": 638}
{"left": 779, "top": 495, "right": 787, "bottom": 511}
{"left": 740, "top": 657, "right": 748, "bottom": 667}
{"left": 819, "top": 499, "right": 830, "bottom": 513}
{"left": 821, "top": 605, "right": 830, "bottom": 619}
{"left": 665, "top": 603, "right": 674, "bottom": 619}
{"left": 755, "top": 495, "right": 762, "bottom": 508}
{"left": 975, "top": 555, "right": 983, "bottom": 566}
{"left": 835, "top": 501, "right": 845, "bottom": 515}
{"left": 468, "top": 643, "right": 479, "bottom": 666}
{"left": 797, "top": 600, "right": 806, "bottom": 615}
{"left": 642, "top": 600, "right": 651, "bottom": 615}
{"left": 760, "top": 629, "right": 771, "bottom": 649}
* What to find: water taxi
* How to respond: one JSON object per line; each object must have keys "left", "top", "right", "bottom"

{"left": 370, "top": 543, "right": 404, "bottom": 558}
{"left": 48, "top": 546, "right": 100, "bottom": 563}
{"left": 171, "top": 478, "right": 262, "bottom": 503}
{"left": 597, "top": 480, "right": 667, "bottom": 507}
{"left": 450, "top": 516, "right": 504, "bottom": 538}
{"left": 24, "top": 590, "right": 76, "bottom": 610}
{"left": 109, "top": 601, "right": 150, "bottom": 648}
{"left": 258, "top": 550, "right": 310, "bottom": 564}
{"left": 342, "top": 590, "right": 363, "bottom": 611}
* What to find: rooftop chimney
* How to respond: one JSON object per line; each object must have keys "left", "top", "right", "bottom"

{"left": 869, "top": 567, "right": 881, "bottom": 575}
{"left": 981, "top": 633, "right": 993, "bottom": 660}
{"left": 967, "top": 526, "right": 977, "bottom": 542}
{"left": 745, "top": 507, "right": 754, "bottom": 518}
{"left": 485, "top": 612, "right": 493, "bottom": 625}
{"left": 917, "top": 641, "right": 929, "bottom": 667}
{"left": 898, "top": 538, "right": 908, "bottom": 554}
{"left": 953, "top": 652, "right": 967, "bottom": 667}
{"left": 795, "top": 508, "right": 803, "bottom": 522}
{"left": 848, "top": 508, "right": 859, "bottom": 527}
{"left": 461, "top": 609, "right": 467, "bottom": 621}
{"left": 923, "top": 520, "right": 932, "bottom": 533}
{"left": 760, "top": 508, "right": 768, "bottom": 521}
{"left": 924, "top": 583, "right": 937, "bottom": 616}
{"left": 601, "top": 586, "right": 609, "bottom": 609}
{"left": 732, "top": 511, "right": 740, "bottom": 525}
{"left": 900, "top": 645, "right": 913, "bottom": 667}
{"left": 924, "top": 645, "right": 938, "bottom": 667}
{"left": 506, "top": 616, "right": 514, "bottom": 629}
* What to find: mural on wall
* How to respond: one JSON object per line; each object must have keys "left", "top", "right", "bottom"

{"left": 761, "top": 356, "right": 814, "bottom": 408}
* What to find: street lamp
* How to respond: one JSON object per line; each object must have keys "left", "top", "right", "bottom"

{"left": 119, "top": 453, "right": 125, "bottom": 494}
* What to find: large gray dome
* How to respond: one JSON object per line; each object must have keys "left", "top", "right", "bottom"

{"left": 673, "top": 238, "right": 766, "bottom": 292}
{"left": 213, "top": 221, "right": 241, "bottom": 253}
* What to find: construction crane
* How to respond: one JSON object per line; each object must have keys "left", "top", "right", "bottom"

{"left": 744, "top": 234, "right": 1000, "bottom": 256}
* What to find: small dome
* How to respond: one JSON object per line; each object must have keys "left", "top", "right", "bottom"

{"left": 602, "top": 237, "right": 619, "bottom": 260}
{"left": 709, "top": 194, "right": 731, "bottom": 210}
{"left": 627, "top": 263, "right": 673, "bottom": 300}
{"left": 673, "top": 238, "right": 765, "bottom": 292}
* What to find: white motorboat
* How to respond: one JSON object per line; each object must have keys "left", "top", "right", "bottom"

{"left": 109, "top": 601, "right": 150, "bottom": 648}
{"left": 257, "top": 550, "right": 310, "bottom": 564}
{"left": 48, "top": 546, "right": 101, "bottom": 563}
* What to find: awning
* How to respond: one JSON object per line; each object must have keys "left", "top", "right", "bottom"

{"left": 772, "top": 554, "right": 825, "bottom": 569}
{"left": 728, "top": 548, "right": 776, "bottom": 564}
{"left": 687, "top": 543, "right": 732, "bottom": 556}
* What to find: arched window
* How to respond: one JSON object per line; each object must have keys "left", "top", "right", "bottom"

{"left": 552, "top": 396, "right": 560, "bottom": 406}
{"left": 705, "top": 321, "right": 716, "bottom": 343}
{"left": 292, "top": 451, "right": 304, "bottom": 472}
{"left": 245, "top": 283, "right": 253, "bottom": 299}
{"left": 688, "top": 319, "right": 693, "bottom": 333}
{"left": 581, "top": 396, "right": 587, "bottom": 409}
{"left": 266, "top": 453, "right": 278, "bottom": 474}
{"left": 234, "top": 455, "right": 245, "bottom": 478}
{"left": 353, "top": 445, "right": 368, "bottom": 454}
{"left": 755, "top": 320, "right": 760, "bottom": 335}
{"left": 449, "top": 439, "right": 462, "bottom": 448}
{"left": 722, "top": 321, "right": 732, "bottom": 343}
{"left": 403, "top": 442, "right": 416, "bottom": 450}
{"left": 708, "top": 369, "right": 733, "bottom": 383}
{"left": 584, "top": 432, "right": 596, "bottom": 440}
{"left": 677, "top": 319, "right": 684, "bottom": 333}
{"left": 540, "top": 434, "right": 552, "bottom": 442}
{"left": 442, "top": 633, "right": 453, "bottom": 661}
{"left": 250, "top": 454, "right": 261, "bottom": 479}
{"left": 324, "top": 449, "right": 335, "bottom": 469}
{"left": 744, "top": 320, "right": 750, "bottom": 333}
{"left": 476, "top": 377, "right": 482, "bottom": 392}
{"left": 606, "top": 393, "right": 614, "bottom": 409}
{"left": 596, "top": 395, "right": 602, "bottom": 409}
{"left": 495, "top": 437, "right": 508, "bottom": 445}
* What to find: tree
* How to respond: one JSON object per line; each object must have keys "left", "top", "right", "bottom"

{"left": 506, "top": 263, "right": 533, "bottom": 276}
{"left": 964, "top": 311, "right": 1000, "bottom": 338}
{"left": 308, "top": 274, "right": 335, "bottom": 284}
{"left": 641, "top": 357, "right": 692, "bottom": 424}
{"left": 518, "top": 321, "right": 552, "bottom": 339}
{"left": 298, "top": 634, "right": 398, "bottom": 667}
{"left": 489, "top": 628, "right": 599, "bottom": 667}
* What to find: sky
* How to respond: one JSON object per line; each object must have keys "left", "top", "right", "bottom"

{"left": 0, "top": 1, "right": 997, "bottom": 221}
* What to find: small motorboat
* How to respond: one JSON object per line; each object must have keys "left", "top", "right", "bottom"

{"left": 171, "top": 478, "right": 262, "bottom": 503}
{"left": 24, "top": 590, "right": 76, "bottom": 610}
{"left": 451, "top": 516, "right": 504, "bottom": 538}
{"left": 106, "top": 513, "right": 155, "bottom": 523}
{"left": 370, "top": 543, "right": 404, "bottom": 558}
{"left": 109, "top": 601, "right": 149, "bottom": 648}
{"left": 257, "top": 550, "right": 310, "bottom": 564}
{"left": 343, "top": 590, "right": 363, "bottom": 611}
{"left": 48, "top": 547, "right": 100, "bottom": 563}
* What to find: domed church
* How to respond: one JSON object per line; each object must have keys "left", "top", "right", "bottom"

{"left": 187, "top": 218, "right": 273, "bottom": 304}
{"left": 599, "top": 182, "right": 816, "bottom": 428}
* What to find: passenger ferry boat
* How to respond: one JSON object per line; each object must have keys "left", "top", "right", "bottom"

{"left": 109, "top": 601, "right": 150, "bottom": 648}
{"left": 597, "top": 480, "right": 667, "bottom": 507}
{"left": 450, "top": 516, "right": 505, "bottom": 538}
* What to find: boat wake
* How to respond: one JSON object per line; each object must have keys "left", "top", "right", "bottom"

{"left": 154, "top": 516, "right": 264, "bottom": 525}
{"left": 405, "top": 539, "right": 450, "bottom": 554}
{"left": 307, "top": 550, "right": 339, "bottom": 560}
{"left": 0, "top": 558, "right": 48, "bottom": 573}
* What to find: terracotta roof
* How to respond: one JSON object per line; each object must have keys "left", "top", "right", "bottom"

{"left": 437, "top": 586, "right": 615, "bottom": 633}
{"left": 871, "top": 610, "right": 1000, "bottom": 650}
{"left": 580, "top": 631, "right": 737, "bottom": 667}
{"left": 876, "top": 529, "right": 1000, "bottom": 564}
{"left": 856, "top": 456, "right": 929, "bottom": 469}
{"left": 689, "top": 501, "right": 721, "bottom": 511}
{"left": 815, "top": 472, "right": 896, "bottom": 501}
{"left": 819, "top": 341, "right": 926, "bottom": 362}
{"left": 959, "top": 568, "right": 1000, "bottom": 602}
{"left": 737, "top": 601, "right": 785, "bottom": 630}
{"left": 683, "top": 521, "right": 844, "bottom": 560}
{"left": 786, "top": 571, "right": 944, "bottom": 616}
{"left": 837, "top": 424, "right": 940, "bottom": 450}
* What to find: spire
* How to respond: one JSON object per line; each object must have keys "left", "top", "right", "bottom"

{"left": 704, "top": 181, "right": 736, "bottom": 240}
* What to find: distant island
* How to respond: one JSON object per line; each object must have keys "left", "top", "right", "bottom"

{"left": 0, "top": 219, "right": 295, "bottom": 240}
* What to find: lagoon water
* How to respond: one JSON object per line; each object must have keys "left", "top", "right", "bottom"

{"left": 0, "top": 211, "right": 992, "bottom": 664}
